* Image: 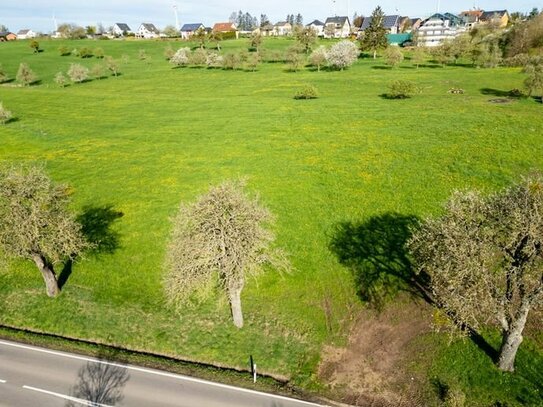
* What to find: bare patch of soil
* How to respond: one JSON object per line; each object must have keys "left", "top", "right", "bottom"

{"left": 319, "top": 297, "right": 432, "bottom": 406}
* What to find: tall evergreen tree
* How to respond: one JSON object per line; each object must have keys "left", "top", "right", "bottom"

{"left": 360, "top": 6, "right": 388, "bottom": 59}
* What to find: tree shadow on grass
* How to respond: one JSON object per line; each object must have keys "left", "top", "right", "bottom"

{"left": 329, "top": 213, "right": 429, "bottom": 309}
{"left": 58, "top": 205, "right": 123, "bottom": 289}
{"left": 329, "top": 212, "right": 498, "bottom": 362}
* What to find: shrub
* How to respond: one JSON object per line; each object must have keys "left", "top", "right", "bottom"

{"left": 164, "top": 45, "right": 175, "bottom": 60}
{"left": 383, "top": 46, "right": 404, "bottom": 68}
{"left": 105, "top": 56, "right": 120, "bottom": 77}
{"left": 309, "top": 46, "right": 328, "bottom": 71}
{"left": 294, "top": 84, "right": 319, "bottom": 99}
{"left": 503, "top": 53, "right": 530, "bottom": 67}
{"left": 206, "top": 52, "right": 223, "bottom": 68}
{"left": 67, "top": 63, "right": 89, "bottom": 83}
{"left": 16, "top": 63, "right": 37, "bottom": 86}
{"left": 54, "top": 72, "right": 67, "bottom": 87}
{"left": 286, "top": 46, "right": 306, "bottom": 72}
{"left": 245, "top": 53, "right": 261, "bottom": 71}
{"left": 0, "top": 64, "right": 9, "bottom": 83}
{"left": 326, "top": 40, "right": 360, "bottom": 70}
{"left": 93, "top": 47, "right": 104, "bottom": 59}
{"left": 448, "top": 88, "right": 464, "bottom": 94}
{"left": 29, "top": 40, "right": 40, "bottom": 53}
{"left": 386, "top": 80, "right": 418, "bottom": 99}
{"left": 78, "top": 47, "right": 93, "bottom": 58}
{"left": 222, "top": 53, "right": 242, "bottom": 70}
{"left": 91, "top": 63, "right": 106, "bottom": 79}
{"left": 0, "top": 102, "right": 13, "bottom": 124}
{"left": 170, "top": 47, "right": 190, "bottom": 67}
{"left": 189, "top": 48, "right": 208, "bottom": 66}
{"left": 58, "top": 46, "right": 71, "bottom": 56}
{"left": 508, "top": 88, "right": 525, "bottom": 97}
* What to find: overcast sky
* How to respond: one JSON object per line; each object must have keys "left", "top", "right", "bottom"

{"left": 2, "top": 0, "right": 542, "bottom": 33}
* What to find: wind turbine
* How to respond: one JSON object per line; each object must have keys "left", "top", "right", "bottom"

{"left": 52, "top": 12, "right": 58, "bottom": 32}
{"left": 173, "top": 2, "right": 180, "bottom": 30}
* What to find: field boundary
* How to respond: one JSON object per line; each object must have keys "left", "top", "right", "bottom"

{"left": 0, "top": 323, "right": 320, "bottom": 402}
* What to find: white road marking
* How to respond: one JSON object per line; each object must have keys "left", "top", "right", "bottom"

{"left": 0, "top": 379, "right": 6, "bottom": 383}
{"left": 22, "top": 385, "right": 113, "bottom": 407}
{"left": 0, "top": 340, "right": 322, "bottom": 406}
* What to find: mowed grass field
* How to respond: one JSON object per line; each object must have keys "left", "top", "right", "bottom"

{"left": 1, "top": 37, "right": 542, "bottom": 401}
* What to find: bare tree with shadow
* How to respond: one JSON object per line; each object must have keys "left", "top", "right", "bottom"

{"left": 66, "top": 349, "right": 129, "bottom": 406}
{"left": 329, "top": 212, "right": 498, "bottom": 362}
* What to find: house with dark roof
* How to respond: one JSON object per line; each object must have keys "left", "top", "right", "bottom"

{"left": 360, "top": 15, "right": 402, "bottom": 34}
{"left": 16, "top": 29, "right": 36, "bottom": 39}
{"left": 416, "top": 13, "right": 467, "bottom": 46}
{"left": 0, "top": 31, "right": 17, "bottom": 41}
{"left": 136, "top": 23, "right": 160, "bottom": 39}
{"left": 306, "top": 20, "right": 325, "bottom": 37}
{"left": 113, "top": 23, "right": 132, "bottom": 37}
{"left": 324, "top": 16, "right": 351, "bottom": 38}
{"left": 180, "top": 23, "right": 205, "bottom": 39}
{"left": 480, "top": 10, "right": 509, "bottom": 27}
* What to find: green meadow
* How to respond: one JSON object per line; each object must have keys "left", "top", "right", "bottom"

{"left": 0, "top": 38, "right": 542, "bottom": 403}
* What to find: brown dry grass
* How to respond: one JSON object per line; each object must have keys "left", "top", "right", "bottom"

{"left": 318, "top": 296, "right": 432, "bottom": 406}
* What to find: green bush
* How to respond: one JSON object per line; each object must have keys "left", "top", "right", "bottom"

{"left": 0, "top": 102, "right": 13, "bottom": 124}
{"left": 386, "top": 80, "right": 418, "bottom": 99}
{"left": 78, "top": 47, "right": 93, "bottom": 58}
{"left": 58, "top": 46, "right": 71, "bottom": 56}
{"left": 294, "top": 84, "right": 318, "bottom": 100}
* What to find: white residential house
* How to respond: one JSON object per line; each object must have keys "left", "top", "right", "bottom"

{"left": 113, "top": 23, "right": 132, "bottom": 37}
{"left": 416, "top": 13, "right": 466, "bottom": 47}
{"left": 324, "top": 16, "right": 351, "bottom": 38}
{"left": 136, "top": 23, "right": 160, "bottom": 39}
{"left": 16, "top": 29, "right": 36, "bottom": 39}
{"left": 306, "top": 20, "right": 325, "bottom": 37}
{"left": 273, "top": 21, "right": 292, "bottom": 36}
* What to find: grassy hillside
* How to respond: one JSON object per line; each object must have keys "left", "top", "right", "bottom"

{"left": 0, "top": 37, "right": 542, "bottom": 404}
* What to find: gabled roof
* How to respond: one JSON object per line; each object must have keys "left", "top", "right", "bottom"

{"left": 360, "top": 15, "right": 400, "bottom": 30}
{"left": 115, "top": 23, "right": 131, "bottom": 31}
{"left": 274, "top": 21, "right": 291, "bottom": 27}
{"left": 181, "top": 23, "right": 204, "bottom": 31}
{"left": 306, "top": 20, "right": 325, "bottom": 26}
{"left": 140, "top": 23, "right": 159, "bottom": 33}
{"left": 423, "top": 13, "right": 464, "bottom": 26}
{"left": 213, "top": 22, "right": 237, "bottom": 32}
{"left": 480, "top": 10, "right": 508, "bottom": 20}
{"left": 17, "top": 29, "right": 31, "bottom": 35}
{"left": 325, "top": 16, "right": 350, "bottom": 25}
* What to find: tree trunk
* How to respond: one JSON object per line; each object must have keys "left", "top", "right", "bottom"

{"left": 497, "top": 302, "right": 531, "bottom": 372}
{"left": 32, "top": 254, "right": 60, "bottom": 298}
{"left": 373, "top": 50, "right": 377, "bottom": 59}
{"left": 228, "top": 282, "right": 244, "bottom": 329}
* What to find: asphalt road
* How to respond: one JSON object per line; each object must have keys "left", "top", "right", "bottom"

{"left": 0, "top": 339, "right": 323, "bottom": 407}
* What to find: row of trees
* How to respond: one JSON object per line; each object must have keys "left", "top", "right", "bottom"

{"left": 0, "top": 166, "right": 287, "bottom": 329}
